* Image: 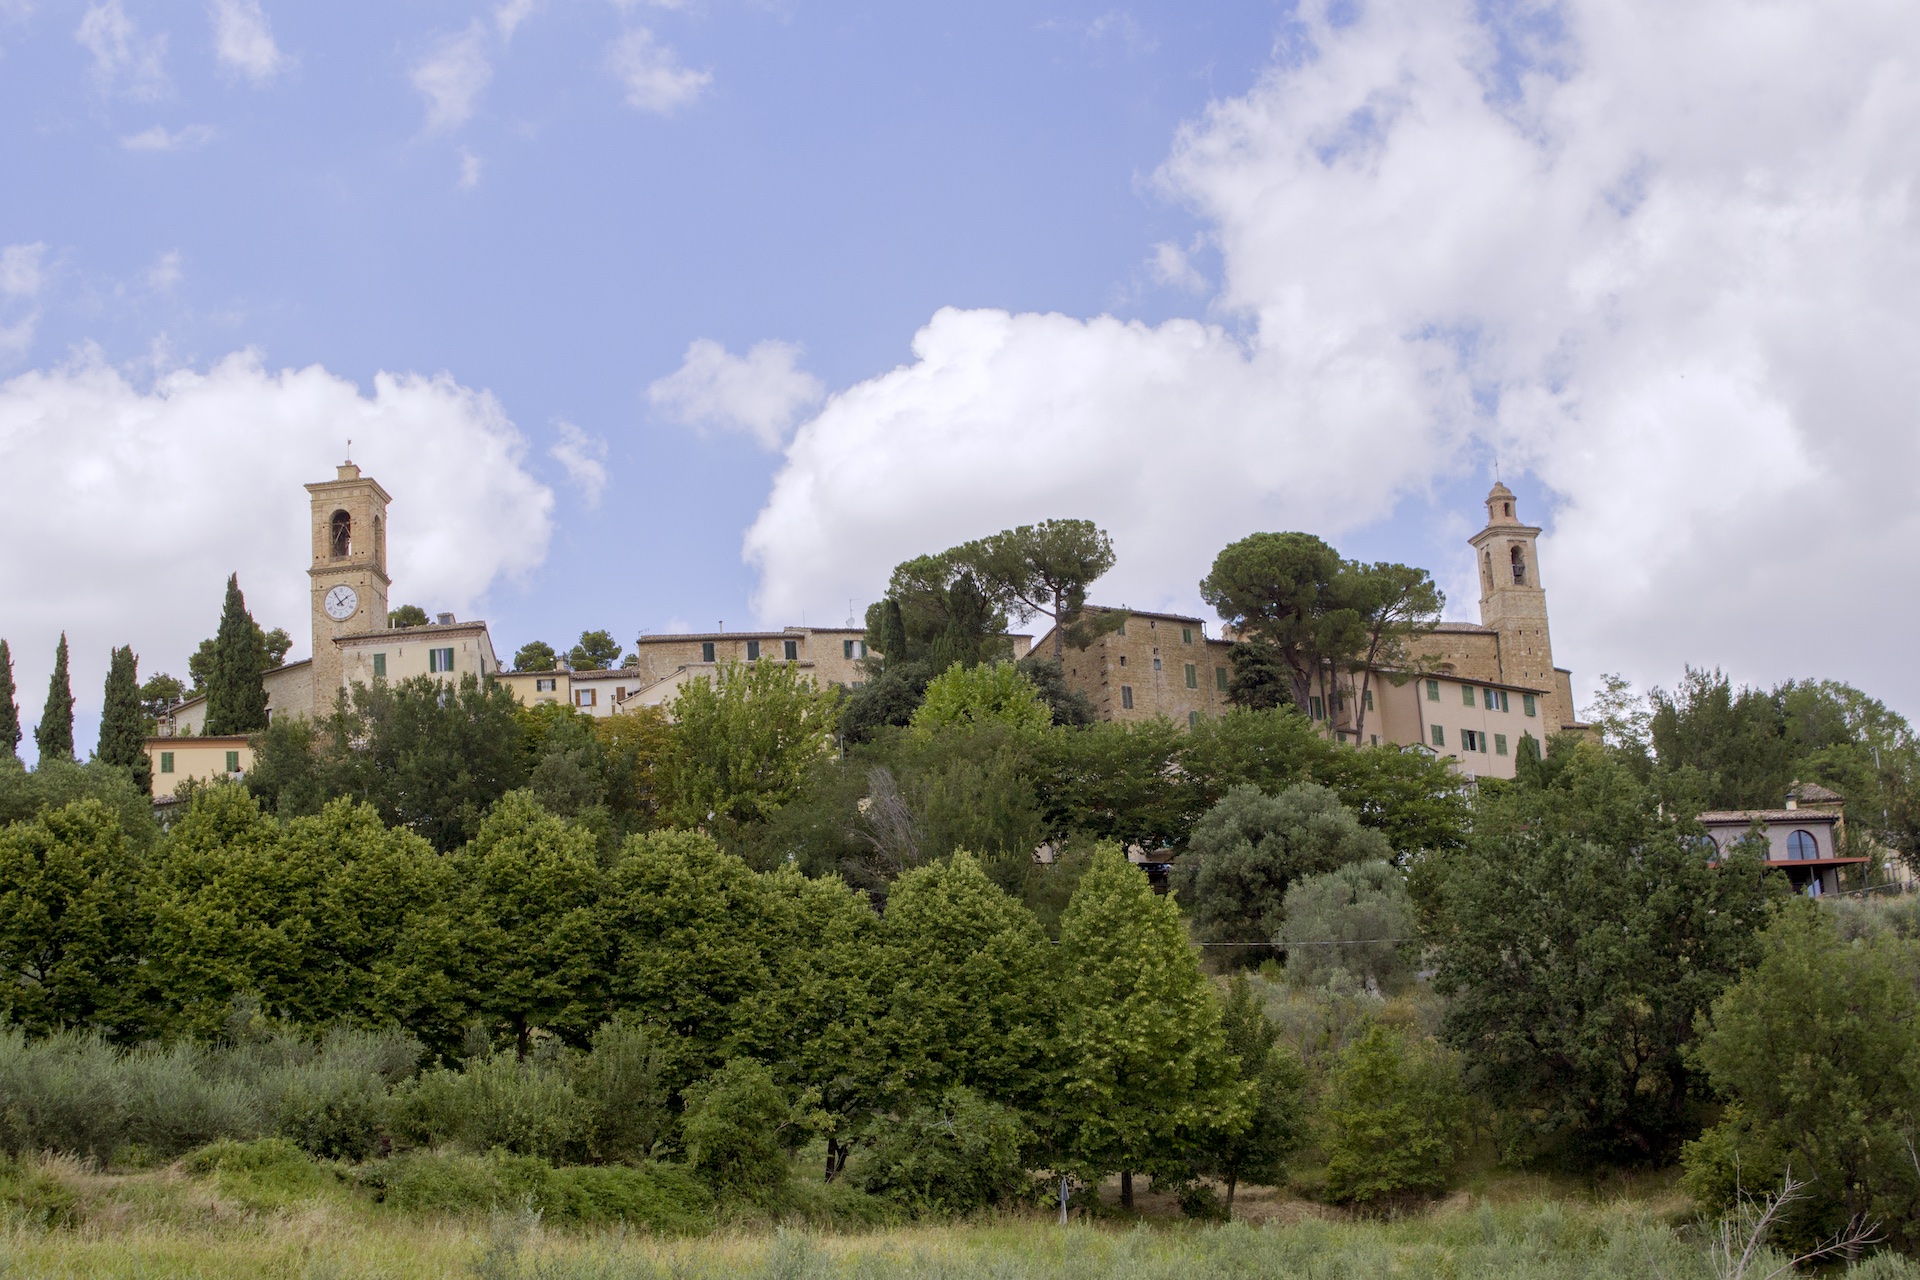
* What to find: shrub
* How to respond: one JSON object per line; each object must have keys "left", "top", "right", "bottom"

{"left": 1279, "top": 861, "right": 1415, "bottom": 995}
{"left": 541, "top": 1163, "right": 712, "bottom": 1230}
{"left": 360, "top": 1150, "right": 550, "bottom": 1216}
{"left": 910, "top": 663, "right": 1051, "bottom": 737}
{"left": 180, "top": 1137, "right": 337, "bottom": 1208}
{"left": 856, "top": 1087, "right": 1030, "bottom": 1213}
{"left": 680, "top": 1058, "right": 798, "bottom": 1198}
{"left": 0, "top": 1155, "right": 82, "bottom": 1228}
{"left": 1320, "top": 1025, "right": 1465, "bottom": 1206}
{"left": 568, "top": 1015, "right": 676, "bottom": 1163}
{"left": 360, "top": 1151, "right": 712, "bottom": 1230}
{"left": 399, "top": 1054, "right": 582, "bottom": 1159}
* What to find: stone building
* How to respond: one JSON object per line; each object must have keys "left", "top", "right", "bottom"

{"left": 1699, "top": 781, "right": 1868, "bottom": 897}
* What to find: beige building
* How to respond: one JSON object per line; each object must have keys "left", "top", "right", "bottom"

{"left": 142, "top": 735, "right": 254, "bottom": 797}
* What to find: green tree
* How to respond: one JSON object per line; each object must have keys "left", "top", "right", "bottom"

{"left": 663, "top": 661, "right": 840, "bottom": 829}
{"left": 0, "top": 800, "right": 150, "bottom": 1038}
{"left": 190, "top": 625, "right": 288, "bottom": 693}
{"left": 1014, "top": 655, "right": 1095, "bottom": 727}
{"left": 1223, "top": 641, "right": 1292, "bottom": 712}
{"left": 839, "top": 660, "right": 936, "bottom": 743}
{"left": 1279, "top": 861, "right": 1415, "bottom": 994}
{"left": 0, "top": 639, "right": 18, "bottom": 759}
{"left": 0, "top": 758, "right": 162, "bottom": 855}
{"left": 1178, "top": 783, "right": 1391, "bottom": 952}
{"left": 1338, "top": 562, "right": 1443, "bottom": 743}
{"left": 137, "top": 672, "right": 186, "bottom": 729}
{"left": 1321, "top": 1025, "right": 1466, "bottom": 1205}
{"left": 1055, "top": 844, "right": 1246, "bottom": 1209}
{"left": 857, "top": 1086, "right": 1031, "bottom": 1212}
{"left": 35, "top": 634, "right": 74, "bottom": 763}
{"left": 513, "top": 639, "right": 558, "bottom": 672}
{"left": 204, "top": 575, "right": 270, "bottom": 736}
{"left": 388, "top": 604, "right": 431, "bottom": 628}
{"left": 910, "top": 662, "right": 1051, "bottom": 737}
{"left": 681, "top": 1058, "right": 803, "bottom": 1198}
{"left": 1423, "top": 743, "right": 1782, "bottom": 1159}
{"left": 1198, "top": 974, "right": 1309, "bottom": 1210}
{"left": 567, "top": 630, "right": 623, "bottom": 671}
{"left": 1200, "top": 532, "right": 1359, "bottom": 715}
{"left": 1683, "top": 903, "right": 1920, "bottom": 1251}
{"left": 955, "top": 519, "right": 1120, "bottom": 659}
{"left": 447, "top": 791, "right": 605, "bottom": 1056}
{"left": 96, "top": 645, "right": 150, "bottom": 794}
{"left": 865, "top": 551, "right": 1014, "bottom": 671}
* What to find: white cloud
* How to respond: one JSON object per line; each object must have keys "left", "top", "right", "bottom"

{"left": 548, "top": 420, "right": 608, "bottom": 508}
{"left": 458, "top": 147, "right": 483, "bottom": 189}
{"left": 1148, "top": 241, "right": 1206, "bottom": 292}
{"left": 76, "top": 0, "right": 168, "bottom": 99}
{"left": 0, "top": 348, "right": 555, "bottom": 753}
{"left": 607, "top": 27, "right": 708, "bottom": 113}
{"left": 746, "top": 0, "right": 1920, "bottom": 713}
{"left": 649, "top": 338, "right": 824, "bottom": 450}
{"left": 209, "top": 0, "right": 290, "bottom": 84}
{"left": 494, "top": 0, "right": 537, "bottom": 41}
{"left": 412, "top": 22, "right": 492, "bottom": 133}
{"left": 0, "top": 243, "right": 45, "bottom": 298}
{"left": 145, "top": 250, "right": 182, "bottom": 291}
{"left": 0, "top": 242, "right": 43, "bottom": 361}
{"left": 120, "top": 123, "right": 216, "bottom": 151}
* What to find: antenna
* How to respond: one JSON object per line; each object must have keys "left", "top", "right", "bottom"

{"left": 1494, "top": 453, "right": 1502, "bottom": 483}
{"left": 345, "top": 438, "right": 353, "bottom": 463}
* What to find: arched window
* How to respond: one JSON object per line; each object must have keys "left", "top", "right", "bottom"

{"left": 330, "top": 509, "right": 352, "bottom": 557}
{"left": 1694, "top": 834, "right": 1719, "bottom": 859}
{"left": 1510, "top": 545, "right": 1527, "bottom": 585}
{"left": 1787, "top": 829, "right": 1820, "bottom": 860}
{"left": 1503, "top": 501, "right": 1512, "bottom": 517}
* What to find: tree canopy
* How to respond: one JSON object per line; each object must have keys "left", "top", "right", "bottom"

{"left": 568, "top": 631, "right": 624, "bottom": 671}
{"left": 952, "top": 519, "right": 1121, "bottom": 658}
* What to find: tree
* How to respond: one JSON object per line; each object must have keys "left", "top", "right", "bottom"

{"left": 389, "top": 604, "right": 431, "bottom": 628}
{"left": 1423, "top": 742, "right": 1783, "bottom": 1160}
{"left": 1279, "top": 861, "right": 1416, "bottom": 995}
{"left": 1197, "top": 975, "right": 1309, "bottom": 1211}
{"left": 1223, "top": 641, "right": 1292, "bottom": 712}
{"left": 204, "top": 575, "right": 270, "bottom": 736}
{"left": 0, "top": 800, "right": 150, "bottom": 1038}
{"left": 1683, "top": 903, "right": 1920, "bottom": 1251}
{"left": 137, "top": 672, "right": 186, "bottom": 729}
{"left": 96, "top": 645, "right": 150, "bottom": 794}
{"left": 1014, "top": 655, "right": 1095, "bottom": 727}
{"left": 1320, "top": 1025, "right": 1466, "bottom": 1205}
{"left": 1177, "top": 783, "right": 1391, "bottom": 953}
{"left": 865, "top": 551, "right": 1014, "bottom": 672}
{"left": 1337, "top": 562, "right": 1442, "bottom": 742}
{"left": 955, "top": 519, "right": 1120, "bottom": 659}
{"left": 513, "top": 640, "right": 558, "bottom": 672}
{"left": 681, "top": 1058, "right": 803, "bottom": 1199}
{"left": 1055, "top": 844, "right": 1246, "bottom": 1209}
{"left": 662, "top": 661, "right": 841, "bottom": 829}
{"left": 0, "top": 639, "right": 18, "bottom": 759}
{"left": 35, "top": 633, "right": 74, "bottom": 762}
{"left": 1200, "top": 532, "right": 1360, "bottom": 715}
{"left": 909, "top": 662, "right": 1051, "bottom": 737}
{"left": 190, "top": 624, "right": 288, "bottom": 693}
{"left": 857, "top": 1087, "right": 1031, "bottom": 1212}
{"left": 567, "top": 630, "right": 623, "bottom": 671}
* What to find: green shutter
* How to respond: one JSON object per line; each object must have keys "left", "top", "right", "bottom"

{"left": 160, "top": 751, "right": 174, "bottom": 773}
{"left": 225, "top": 750, "right": 240, "bottom": 772}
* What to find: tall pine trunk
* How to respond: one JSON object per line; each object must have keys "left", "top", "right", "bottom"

{"left": 1120, "top": 1169, "right": 1134, "bottom": 1210}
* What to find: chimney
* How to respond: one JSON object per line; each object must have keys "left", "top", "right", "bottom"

{"left": 436, "top": 612, "right": 455, "bottom": 625}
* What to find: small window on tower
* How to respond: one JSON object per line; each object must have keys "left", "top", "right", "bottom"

{"left": 1511, "top": 545, "right": 1527, "bottom": 585}
{"left": 1120, "top": 686, "right": 1134, "bottom": 709}
{"left": 330, "top": 509, "right": 351, "bottom": 557}
{"left": 701, "top": 642, "right": 715, "bottom": 663}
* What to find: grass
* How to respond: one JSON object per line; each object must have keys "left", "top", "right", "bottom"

{"left": 4, "top": 1153, "right": 1920, "bottom": 1280}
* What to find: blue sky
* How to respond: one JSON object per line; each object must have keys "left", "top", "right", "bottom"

{"left": 6, "top": 0, "right": 1920, "bottom": 759}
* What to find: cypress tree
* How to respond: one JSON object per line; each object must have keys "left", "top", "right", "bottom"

{"left": 204, "top": 574, "right": 269, "bottom": 736}
{"left": 97, "top": 645, "right": 151, "bottom": 793}
{"left": 0, "top": 639, "right": 18, "bottom": 759}
{"left": 35, "top": 634, "right": 74, "bottom": 763}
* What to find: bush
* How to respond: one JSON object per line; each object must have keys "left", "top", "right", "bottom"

{"left": 180, "top": 1137, "right": 337, "bottom": 1208}
{"left": 399, "top": 1054, "right": 583, "bottom": 1159}
{"left": 680, "top": 1058, "right": 798, "bottom": 1198}
{"left": 360, "top": 1150, "right": 712, "bottom": 1230}
{"left": 1279, "top": 861, "right": 1415, "bottom": 995}
{"left": 1320, "top": 1025, "right": 1465, "bottom": 1206}
{"left": 567, "top": 1015, "right": 676, "bottom": 1163}
{"left": 0, "top": 1155, "right": 82, "bottom": 1227}
{"left": 910, "top": 663, "right": 1051, "bottom": 736}
{"left": 855, "top": 1087, "right": 1031, "bottom": 1213}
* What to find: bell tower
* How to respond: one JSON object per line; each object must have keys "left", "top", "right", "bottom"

{"left": 305, "top": 461, "right": 391, "bottom": 705}
{"left": 1468, "top": 482, "right": 1561, "bottom": 712}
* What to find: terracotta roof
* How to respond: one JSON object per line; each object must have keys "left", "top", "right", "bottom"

{"left": 336, "top": 621, "right": 490, "bottom": 642}
{"left": 143, "top": 734, "right": 253, "bottom": 745}
{"left": 1789, "top": 781, "right": 1845, "bottom": 804}
{"left": 1700, "top": 809, "right": 1841, "bottom": 825}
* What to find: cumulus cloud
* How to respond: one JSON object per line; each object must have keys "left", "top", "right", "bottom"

{"left": 0, "top": 349, "right": 554, "bottom": 754}
{"left": 649, "top": 338, "right": 824, "bottom": 450}
{"left": 607, "top": 27, "right": 708, "bottom": 113}
{"left": 144, "top": 250, "right": 182, "bottom": 291}
{"left": 0, "top": 242, "right": 44, "bottom": 360}
{"left": 76, "top": 0, "right": 169, "bottom": 99}
{"left": 746, "top": 0, "right": 1920, "bottom": 711}
{"left": 412, "top": 22, "right": 492, "bottom": 133}
{"left": 548, "top": 421, "right": 609, "bottom": 508}
{"left": 457, "top": 146, "right": 483, "bottom": 189}
{"left": 0, "top": 243, "right": 44, "bottom": 299}
{"left": 1148, "top": 241, "right": 1206, "bottom": 293}
{"left": 120, "top": 123, "right": 216, "bottom": 151}
{"left": 209, "top": 0, "right": 290, "bottom": 84}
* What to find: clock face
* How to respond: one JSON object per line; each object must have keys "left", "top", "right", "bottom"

{"left": 324, "top": 585, "right": 359, "bottom": 621}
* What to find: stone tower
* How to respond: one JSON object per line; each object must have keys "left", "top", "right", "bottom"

{"left": 305, "top": 462, "right": 391, "bottom": 703}
{"left": 1469, "top": 482, "right": 1562, "bottom": 717}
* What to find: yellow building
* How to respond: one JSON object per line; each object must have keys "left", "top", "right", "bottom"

{"left": 141, "top": 735, "right": 254, "bottom": 798}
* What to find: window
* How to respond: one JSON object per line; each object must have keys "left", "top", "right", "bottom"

{"left": 429, "top": 647, "right": 454, "bottom": 673}
{"left": 1189, "top": 711, "right": 1200, "bottom": 728}
{"left": 1181, "top": 627, "right": 1194, "bottom": 644}
{"left": 783, "top": 639, "right": 798, "bottom": 660}
{"left": 329, "top": 509, "right": 351, "bottom": 557}
{"left": 1696, "top": 835, "right": 1720, "bottom": 859}
{"left": 1216, "top": 667, "right": 1229, "bottom": 691}
{"left": 1120, "top": 686, "right": 1134, "bottom": 710}
{"left": 701, "top": 641, "right": 715, "bottom": 663}
{"left": 1152, "top": 657, "right": 1162, "bottom": 671}
{"left": 1310, "top": 696, "right": 1324, "bottom": 720}
{"left": 1523, "top": 693, "right": 1537, "bottom": 717}
{"left": 746, "top": 639, "right": 761, "bottom": 661}
{"left": 1495, "top": 733, "right": 1508, "bottom": 755}
{"left": 1370, "top": 734, "right": 1379, "bottom": 746}
{"left": 1184, "top": 663, "right": 1198, "bottom": 689}
{"left": 225, "top": 750, "right": 241, "bottom": 773}
{"left": 843, "top": 639, "right": 854, "bottom": 659}
{"left": 535, "top": 677, "right": 556, "bottom": 692}
{"left": 1119, "top": 655, "right": 1127, "bottom": 667}
{"left": 1426, "top": 679, "right": 1440, "bottom": 701}
{"left": 1431, "top": 725, "right": 1445, "bottom": 748}
{"left": 1498, "top": 690, "right": 1510, "bottom": 712}
{"left": 1483, "top": 687, "right": 1494, "bottom": 710}
{"left": 576, "top": 688, "right": 597, "bottom": 708}
{"left": 1787, "top": 829, "right": 1820, "bottom": 860}
{"left": 1462, "top": 684, "right": 1476, "bottom": 707}
{"left": 1461, "top": 729, "right": 1481, "bottom": 752}
{"left": 1511, "top": 544, "right": 1527, "bottom": 585}
{"left": 1363, "top": 689, "right": 1374, "bottom": 711}
{"left": 1116, "top": 619, "right": 1127, "bottom": 637}
{"left": 372, "top": 653, "right": 386, "bottom": 678}
{"left": 858, "top": 641, "right": 867, "bottom": 658}
{"left": 160, "top": 751, "right": 174, "bottom": 774}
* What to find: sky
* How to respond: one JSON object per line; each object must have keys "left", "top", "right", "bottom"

{"left": 2, "top": 0, "right": 1919, "bottom": 763}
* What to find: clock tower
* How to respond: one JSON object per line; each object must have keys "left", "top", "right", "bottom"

{"left": 305, "top": 462, "right": 391, "bottom": 706}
